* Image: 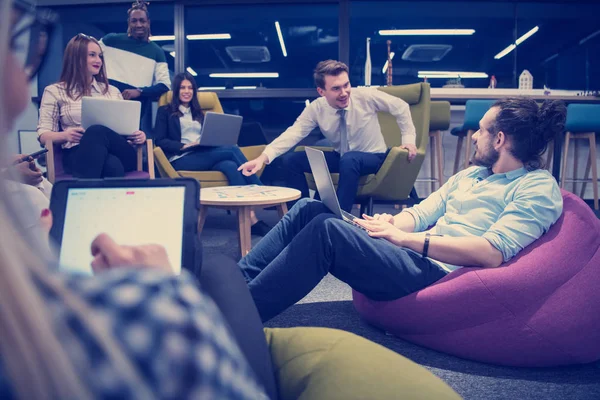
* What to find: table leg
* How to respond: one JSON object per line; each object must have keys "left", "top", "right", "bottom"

{"left": 237, "top": 206, "right": 252, "bottom": 257}
{"left": 198, "top": 205, "right": 208, "bottom": 235}
{"left": 276, "top": 202, "right": 289, "bottom": 219}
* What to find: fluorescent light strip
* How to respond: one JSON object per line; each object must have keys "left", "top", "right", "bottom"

{"left": 186, "top": 67, "right": 197, "bottom": 76}
{"left": 494, "top": 26, "right": 539, "bottom": 59}
{"left": 150, "top": 35, "right": 175, "bottom": 41}
{"left": 382, "top": 52, "right": 395, "bottom": 74}
{"left": 150, "top": 34, "right": 232, "bottom": 41}
{"left": 494, "top": 44, "right": 516, "bottom": 60}
{"left": 198, "top": 87, "right": 226, "bottom": 90}
{"left": 209, "top": 73, "right": 279, "bottom": 78}
{"left": 233, "top": 86, "right": 257, "bottom": 90}
{"left": 275, "top": 21, "right": 288, "bottom": 57}
{"left": 515, "top": 26, "right": 539, "bottom": 45}
{"left": 580, "top": 29, "right": 600, "bottom": 45}
{"left": 187, "top": 33, "right": 231, "bottom": 40}
{"left": 379, "top": 29, "right": 475, "bottom": 36}
{"left": 418, "top": 71, "right": 488, "bottom": 79}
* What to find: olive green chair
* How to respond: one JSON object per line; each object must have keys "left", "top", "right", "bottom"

{"left": 153, "top": 91, "right": 266, "bottom": 187}
{"left": 302, "top": 83, "right": 431, "bottom": 214}
{"left": 265, "top": 327, "right": 461, "bottom": 400}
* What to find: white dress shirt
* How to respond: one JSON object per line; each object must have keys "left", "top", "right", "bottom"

{"left": 168, "top": 105, "right": 202, "bottom": 162}
{"left": 262, "top": 87, "right": 416, "bottom": 163}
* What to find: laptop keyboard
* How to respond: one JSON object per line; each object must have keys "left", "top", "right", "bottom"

{"left": 341, "top": 210, "right": 369, "bottom": 232}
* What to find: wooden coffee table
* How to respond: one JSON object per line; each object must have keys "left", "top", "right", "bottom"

{"left": 198, "top": 185, "right": 301, "bottom": 257}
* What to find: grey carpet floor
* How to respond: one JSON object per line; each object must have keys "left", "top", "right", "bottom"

{"left": 200, "top": 206, "right": 600, "bottom": 400}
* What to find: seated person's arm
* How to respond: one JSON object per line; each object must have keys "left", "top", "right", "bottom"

{"left": 37, "top": 87, "right": 83, "bottom": 146}
{"left": 137, "top": 51, "right": 170, "bottom": 99}
{"left": 262, "top": 105, "right": 318, "bottom": 164}
{"left": 373, "top": 173, "right": 563, "bottom": 269}
{"left": 153, "top": 106, "right": 185, "bottom": 153}
{"left": 369, "top": 89, "right": 417, "bottom": 148}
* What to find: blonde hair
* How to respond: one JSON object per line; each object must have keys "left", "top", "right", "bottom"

{"left": 0, "top": 0, "right": 154, "bottom": 397}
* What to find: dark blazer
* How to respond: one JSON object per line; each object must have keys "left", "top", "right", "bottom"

{"left": 153, "top": 105, "right": 186, "bottom": 159}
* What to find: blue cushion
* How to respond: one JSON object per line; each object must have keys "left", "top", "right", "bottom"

{"left": 463, "top": 100, "right": 496, "bottom": 131}
{"left": 565, "top": 104, "right": 600, "bottom": 133}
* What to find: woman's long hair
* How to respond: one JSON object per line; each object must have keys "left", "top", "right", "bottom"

{"left": 0, "top": 1, "right": 153, "bottom": 397}
{"left": 59, "top": 33, "right": 109, "bottom": 100}
{"left": 168, "top": 71, "right": 204, "bottom": 123}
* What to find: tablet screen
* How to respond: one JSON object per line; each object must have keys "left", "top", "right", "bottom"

{"left": 58, "top": 186, "right": 186, "bottom": 275}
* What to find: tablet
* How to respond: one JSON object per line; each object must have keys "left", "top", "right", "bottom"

{"left": 49, "top": 178, "right": 200, "bottom": 275}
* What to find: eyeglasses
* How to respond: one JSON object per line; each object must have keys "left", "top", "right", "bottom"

{"left": 10, "top": 0, "right": 58, "bottom": 81}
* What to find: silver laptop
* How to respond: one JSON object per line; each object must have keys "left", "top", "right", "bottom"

{"left": 305, "top": 147, "right": 369, "bottom": 232}
{"left": 197, "top": 112, "right": 243, "bottom": 146}
{"left": 81, "top": 97, "right": 141, "bottom": 136}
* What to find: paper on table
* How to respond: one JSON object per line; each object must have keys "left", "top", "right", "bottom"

{"left": 213, "top": 184, "right": 281, "bottom": 199}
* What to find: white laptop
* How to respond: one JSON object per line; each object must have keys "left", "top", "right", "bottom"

{"left": 191, "top": 111, "right": 243, "bottom": 147}
{"left": 305, "top": 147, "right": 369, "bottom": 232}
{"left": 82, "top": 97, "right": 141, "bottom": 136}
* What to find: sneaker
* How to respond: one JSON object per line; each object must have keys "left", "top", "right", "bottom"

{"left": 251, "top": 220, "right": 272, "bottom": 237}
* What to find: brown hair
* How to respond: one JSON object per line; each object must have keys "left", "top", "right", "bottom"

{"left": 313, "top": 60, "right": 349, "bottom": 89}
{"left": 59, "top": 34, "right": 109, "bottom": 100}
{"left": 127, "top": 0, "right": 151, "bottom": 39}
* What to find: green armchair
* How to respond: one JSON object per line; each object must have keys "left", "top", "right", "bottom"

{"left": 303, "top": 83, "right": 431, "bottom": 214}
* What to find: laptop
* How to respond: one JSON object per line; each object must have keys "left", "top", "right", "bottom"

{"left": 305, "top": 147, "right": 369, "bottom": 232}
{"left": 189, "top": 111, "right": 243, "bottom": 147}
{"left": 49, "top": 178, "right": 200, "bottom": 276}
{"left": 81, "top": 97, "right": 141, "bottom": 136}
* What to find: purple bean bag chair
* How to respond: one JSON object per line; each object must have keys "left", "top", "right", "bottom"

{"left": 352, "top": 190, "right": 600, "bottom": 367}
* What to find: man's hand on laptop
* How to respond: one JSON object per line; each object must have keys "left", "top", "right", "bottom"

{"left": 362, "top": 213, "right": 395, "bottom": 224}
{"left": 90, "top": 233, "right": 174, "bottom": 274}
{"left": 127, "top": 130, "right": 146, "bottom": 145}
{"left": 399, "top": 144, "right": 417, "bottom": 162}
{"left": 238, "top": 153, "right": 268, "bottom": 176}
{"left": 356, "top": 217, "right": 407, "bottom": 246}
{"left": 62, "top": 127, "right": 84, "bottom": 143}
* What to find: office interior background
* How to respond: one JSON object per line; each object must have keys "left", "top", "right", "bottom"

{"left": 11, "top": 0, "right": 600, "bottom": 199}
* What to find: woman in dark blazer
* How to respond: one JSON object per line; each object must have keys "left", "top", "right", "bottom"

{"left": 154, "top": 72, "right": 270, "bottom": 235}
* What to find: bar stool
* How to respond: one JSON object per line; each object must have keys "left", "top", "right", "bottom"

{"left": 560, "top": 104, "right": 599, "bottom": 210}
{"left": 452, "top": 100, "right": 496, "bottom": 174}
{"left": 418, "top": 101, "right": 450, "bottom": 191}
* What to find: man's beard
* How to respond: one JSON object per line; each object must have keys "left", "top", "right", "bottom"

{"left": 471, "top": 143, "right": 499, "bottom": 168}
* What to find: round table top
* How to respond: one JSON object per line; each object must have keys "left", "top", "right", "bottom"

{"left": 200, "top": 185, "right": 301, "bottom": 207}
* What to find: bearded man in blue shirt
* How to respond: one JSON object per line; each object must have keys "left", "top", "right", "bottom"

{"left": 239, "top": 97, "right": 567, "bottom": 322}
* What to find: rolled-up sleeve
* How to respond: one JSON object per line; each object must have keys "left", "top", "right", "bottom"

{"left": 404, "top": 170, "right": 464, "bottom": 231}
{"left": 37, "top": 86, "right": 60, "bottom": 136}
{"left": 370, "top": 90, "right": 416, "bottom": 146}
{"left": 483, "top": 174, "right": 563, "bottom": 262}
{"left": 263, "top": 105, "right": 318, "bottom": 163}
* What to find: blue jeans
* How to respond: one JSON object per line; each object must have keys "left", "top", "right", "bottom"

{"left": 171, "top": 146, "right": 261, "bottom": 186}
{"left": 239, "top": 198, "right": 449, "bottom": 322}
{"left": 281, "top": 150, "right": 387, "bottom": 212}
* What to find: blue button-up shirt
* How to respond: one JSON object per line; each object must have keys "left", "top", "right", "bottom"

{"left": 405, "top": 166, "right": 563, "bottom": 271}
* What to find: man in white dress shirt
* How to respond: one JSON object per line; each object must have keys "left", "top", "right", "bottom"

{"left": 238, "top": 60, "right": 417, "bottom": 212}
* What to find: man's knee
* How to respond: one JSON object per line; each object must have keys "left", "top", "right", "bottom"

{"left": 339, "top": 152, "right": 363, "bottom": 174}
{"left": 291, "top": 197, "right": 329, "bottom": 214}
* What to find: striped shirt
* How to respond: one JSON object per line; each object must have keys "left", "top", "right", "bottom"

{"left": 37, "top": 79, "right": 122, "bottom": 149}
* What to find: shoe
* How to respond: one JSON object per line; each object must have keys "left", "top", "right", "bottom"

{"left": 251, "top": 220, "right": 272, "bottom": 237}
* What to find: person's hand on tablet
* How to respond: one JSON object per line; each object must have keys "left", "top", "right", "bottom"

{"left": 127, "top": 130, "right": 146, "bottom": 145}
{"left": 90, "top": 233, "right": 173, "bottom": 274}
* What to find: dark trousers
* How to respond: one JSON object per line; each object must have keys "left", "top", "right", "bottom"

{"left": 171, "top": 146, "right": 262, "bottom": 186}
{"left": 281, "top": 150, "right": 387, "bottom": 212}
{"left": 63, "top": 125, "right": 136, "bottom": 179}
{"left": 199, "top": 254, "right": 278, "bottom": 400}
{"left": 239, "top": 198, "right": 449, "bottom": 322}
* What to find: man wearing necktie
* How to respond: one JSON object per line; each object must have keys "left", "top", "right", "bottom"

{"left": 239, "top": 60, "right": 418, "bottom": 212}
